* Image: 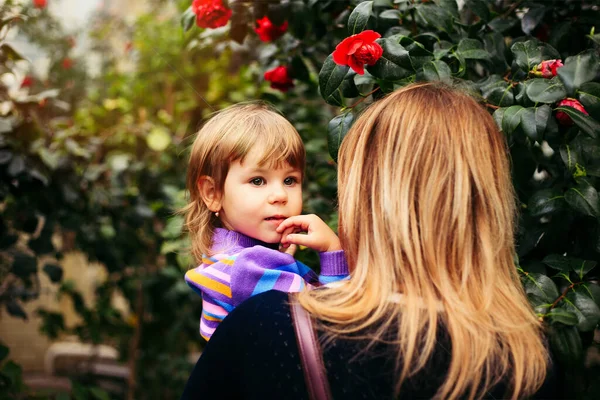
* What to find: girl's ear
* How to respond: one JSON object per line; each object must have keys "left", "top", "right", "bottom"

{"left": 198, "top": 176, "right": 222, "bottom": 212}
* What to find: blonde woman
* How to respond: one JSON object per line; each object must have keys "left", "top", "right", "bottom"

{"left": 181, "top": 83, "right": 558, "bottom": 399}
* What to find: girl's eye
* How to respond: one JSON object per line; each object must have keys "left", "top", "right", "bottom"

{"left": 250, "top": 177, "right": 265, "bottom": 186}
{"left": 284, "top": 177, "right": 298, "bottom": 186}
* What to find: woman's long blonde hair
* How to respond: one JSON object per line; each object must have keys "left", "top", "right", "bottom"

{"left": 299, "top": 82, "right": 549, "bottom": 399}
{"left": 181, "top": 102, "right": 305, "bottom": 263}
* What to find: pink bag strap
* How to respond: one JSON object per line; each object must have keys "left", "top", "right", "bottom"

{"left": 289, "top": 293, "right": 332, "bottom": 400}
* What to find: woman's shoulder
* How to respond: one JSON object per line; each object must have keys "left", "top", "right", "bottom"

{"left": 209, "top": 290, "right": 293, "bottom": 343}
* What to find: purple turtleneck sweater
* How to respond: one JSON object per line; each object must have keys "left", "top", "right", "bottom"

{"left": 185, "top": 228, "right": 348, "bottom": 341}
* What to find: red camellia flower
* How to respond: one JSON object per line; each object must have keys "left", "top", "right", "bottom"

{"left": 62, "top": 58, "right": 74, "bottom": 70}
{"left": 20, "top": 75, "right": 34, "bottom": 88}
{"left": 532, "top": 59, "right": 563, "bottom": 78}
{"left": 264, "top": 66, "right": 294, "bottom": 92}
{"left": 332, "top": 30, "right": 383, "bottom": 75}
{"left": 192, "top": 0, "right": 232, "bottom": 29}
{"left": 556, "top": 98, "right": 589, "bottom": 126}
{"left": 254, "top": 17, "right": 288, "bottom": 42}
{"left": 33, "top": 0, "right": 47, "bottom": 9}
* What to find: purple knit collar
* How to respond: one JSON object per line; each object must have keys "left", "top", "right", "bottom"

{"left": 212, "top": 228, "right": 279, "bottom": 251}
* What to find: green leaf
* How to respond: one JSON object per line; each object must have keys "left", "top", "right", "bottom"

{"left": 180, "top": 6, "right": 196, "bottom": 32}
{"left": 400, "top": 38, "right": 434, "bottom": 69}
{"left": 542, "top": 254, "right": 574, "bottom": 273}
{"left": 574, "top": 260, "right": 597, "bottom": 279}
{"left": 340, "top": 77, "right": 360, "bottom": 98}
{"left": 555, "top": 106, "right": 600, "bottom": 139}
{"left": 578, "top": 82, "right": 600, "bottom": 120}
{"left": 534, "top": 105, "right": 552, "bottom": 138}
{"left": 379, "top": 9, "right": 401, "bottom": 21}
{"left": 290, "top": 56, "right": 310, "bottom": 83}
{"left": 89, "top": 387, "right": 111, "bottom": 400}
{"left": 543, "top": 254, "right": 597, "bottom": 278}
{"left": 528, "top": 189, "right": 565, "bottom": 217}
{"left": 414, "top": 4, "right": 454, "bottom": 33}
{"left": 419, "top": 60, "right": 452, "bottom": 83}
{"left": 564, "top": 182, "right": 600, "bottom": 217}
{"left": 510, "top": 40, "right": 542, "bottom": 71}
{"left": 437, "top": 0, "right": 459, "bottom": 18}
{"left": 526, "top": 78, "right": 567, "bottom": 103}
{"left": 581, "top": 283, "right": 600, "bottom": 308}
{"left": 557, "top": 51, "right": 600, "bottom": 94}
{"left": 564, "top": 291, "right": 600, "bottom": 332}
{"left": 328, "top": 113, "right": 354, "bottom": 163}
{"left": 546, "top": 307, "right": 579, "bottom": 326}
{"left": 488, "top": 17, "right": 517, "bottom": 33}
{"left": 319, "top": 55, "right": 349, "bottom": 106}
{"left": 522, "top": 272, "right": 560, "bottom": 303}
{"left": 521, "top": 6, "right": 545, "bottom": 35}
{"left": 367, "top": 38, "right": 412, "bottom": 80}
{"left": 0, "top": 343, "right": 8, "bottom": 361}
{"left": 481, "top": 78, "right": 514, "bottom": 107}
{"left": 483, "top": 31, "right": 507, "bottom": 71}
{"left": 433, "top": 40, "right": 453, "bottom": 60}
{"left": 0, "top": 360, "right": 23, "bottom": 387}
{"left": 548, "top": 325, "right": 583, "bottom": 367}
{"left": 43, "top": 263, "right": 63, "bottom": 283}
{"left": 560, "top": 144, "right": 581, "bottom": 172}
{"left": 0, "top": 43, "right": 25, "bottom": 61}
{"left": 72, "top": 381, "right": 88, "bottom": 400}
{"left": 456, "top": 38, "right": 489, "bottom": 60}
{"left": 519, "top": 108, "right": 539, "bottom": 141}
{"left": 499, "top": 105, "right": 524, "bottom": 135}
{"left": 348, "top": 1, "right": 373, "bottom": 34}
{"left": 466, "top": 0, "right": 490, "bottom": 22}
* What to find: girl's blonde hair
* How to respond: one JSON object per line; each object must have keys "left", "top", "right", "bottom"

{"left": 182, "top": 102, "right": 305, "bottom": 263}
{"left": 299, "top": 82, "right": 549, "bottom": 399}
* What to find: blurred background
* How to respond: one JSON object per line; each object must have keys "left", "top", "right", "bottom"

{"left": 0, "top": 0, "right": 339, "bottom": 399}
{"left": 2, "top": 0, "right": 600, "bottom": 399}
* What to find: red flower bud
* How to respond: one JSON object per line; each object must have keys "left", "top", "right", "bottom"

{"left": 20, "top": 75, "right": 34, "bottom": 88}
{"left": 532, "top": 59, "right": 563, "bottom": 79}
{"left": 33, "top": 0, "right": 47, "bottom": 9}
{"left": 192, "top": 0, "right": 232, "bottom": 29}
{"left": 264, "top": 66, "right": 294, "bottom": 92}
{"left": 61, "top": 58, "right": 74, "bottom": 70}
{"left": 254, "top": 17, "right": 288, "bottom": 42}
{"left": 556, "top": 98, "right": 588, "bottom": 126}
{"left": 332, "top": 30, "right": 383, "bottom": 75}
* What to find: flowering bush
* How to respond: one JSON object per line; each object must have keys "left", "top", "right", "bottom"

{"left": 264, "top": 65, "right": 294, "bottom": 92}
{"left": 192, "top": 0, "right": 231, "bottom": 29}
{"left": 180, "top": 0, "right": 600, "bottom": 397}
{"left": 332, "top": 30, "right": 383, "bottom": 75}
{"left": 532, "top": 59, "right": 564, "bottom": 78}
{"left": 556, "top": 98, "right": 590, "bottom": 126}
{"left": 254, "top": 16, "right": 288, "bottom": 42}
{"left": 32, "top": 0, "right": 46, "bottom": 9}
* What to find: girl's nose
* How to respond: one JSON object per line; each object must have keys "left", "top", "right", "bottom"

{"left": 268, "top": 184, "right": 288, "bottom": 204}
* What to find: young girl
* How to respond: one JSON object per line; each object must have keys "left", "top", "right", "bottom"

{"left": 182, "top": 102, "right": 348, "bottom": 341}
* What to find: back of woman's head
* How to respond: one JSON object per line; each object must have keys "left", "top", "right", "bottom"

{"left": 182, "top": 102, "right": 305, "bottom": 262}
{"left": 301, "top": 82, "right": 549, "bottom": 399}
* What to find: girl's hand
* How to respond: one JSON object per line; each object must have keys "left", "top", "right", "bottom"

{"left": 278, "top": 225, "right": 298, "bottom": 256}
{"left": 277, "top": 214, "right": 341, "bottom": 253}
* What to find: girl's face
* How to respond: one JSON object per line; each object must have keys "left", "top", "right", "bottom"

{"left": 218, "top": 147, "right": 303, "bottom": 243}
